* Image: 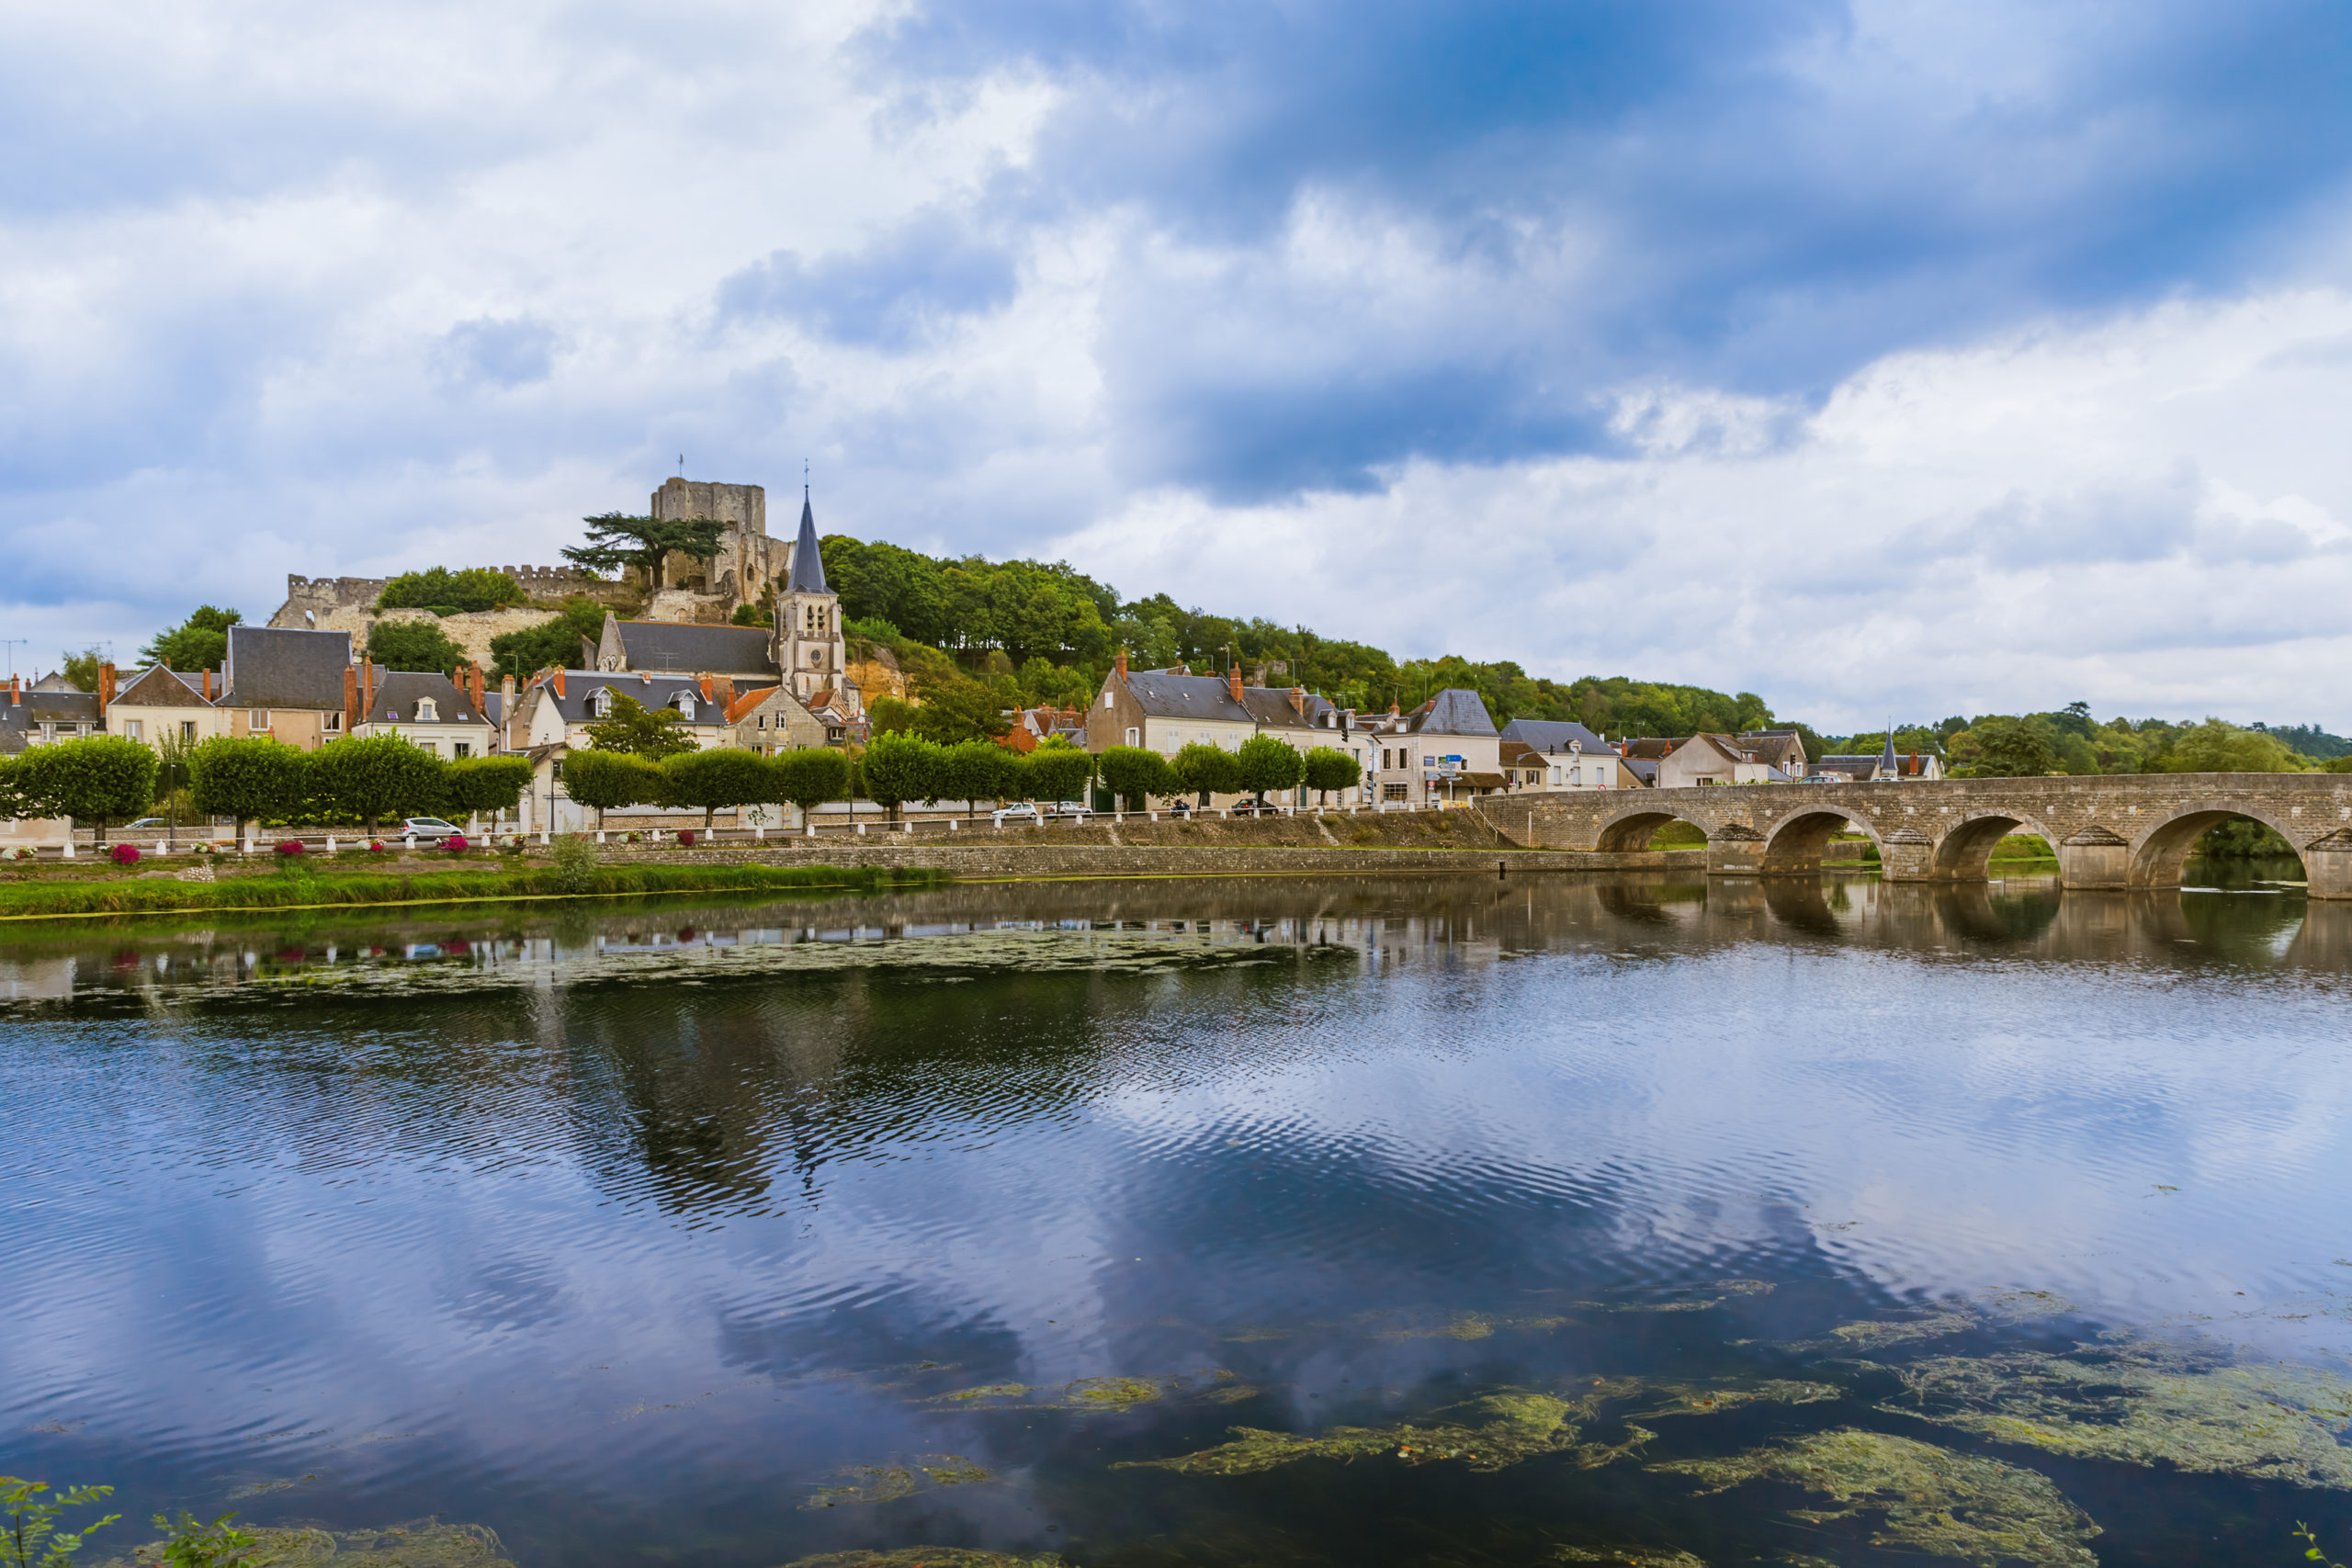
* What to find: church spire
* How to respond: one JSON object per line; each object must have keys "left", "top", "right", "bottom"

{"left": 786, "top": 491, "right": 828, "bottom": 594}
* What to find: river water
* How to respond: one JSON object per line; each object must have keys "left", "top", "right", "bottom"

{"left": 4, "top": 868, "right": 2349, "bottom": 1568}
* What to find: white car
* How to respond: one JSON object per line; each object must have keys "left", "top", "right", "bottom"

{"left": 399, "top": 817, "right": 464, "bottom": 840}
{"left": 1042, "top": 801, "right": 1093, "bottom": 822}
{"left": 990, "top": 803, "right": 1040, "bottom": 826}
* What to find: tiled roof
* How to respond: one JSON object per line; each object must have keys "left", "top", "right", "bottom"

{"left": 1, "top": 688, "right": 103, "bottom": 753}
{"left": 221, "top": 626, "right": 353, "bottom": 708}
{"left": 613, "top": 621, "right": 778, "bottom": 675}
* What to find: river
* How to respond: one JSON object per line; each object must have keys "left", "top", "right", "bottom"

{"left": 3, "top": 867, "right": 2347, "bottom": 1567}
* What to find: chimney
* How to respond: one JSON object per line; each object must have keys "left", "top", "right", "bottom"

{"left": 98, "top": 662, "right": 116, "bottom": 716}
{"left": 1389, "top": 698, "right": 1400, "bottom": 716}
{"left": 553, "top": 669, "right": 566, "bottom": 698}
{"left": 1291, "top": 684, "right": 1306, "bottom": 718}
{"left": 8, "top": 674, "right": 17, "bottom": 706}
{"left": 501, "top": 673, "right": 515, "bottom": 704}
{"left": 1114, "top": 648, "right": 1127, "bottom": 680}
{"left": 344, "top": 664, "right": 359, "bottom": 730}
{"left": 201, "top": 669, "right": 212, "bottom": 701}
{"left": 1228, "top": 664, "right": 1245, "bottom": 704}
{"left": 699, "top": 672, "right": 715, "bottom": 702}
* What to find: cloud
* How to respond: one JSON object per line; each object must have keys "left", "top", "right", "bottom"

{"left": 435, "top": 317, "right": 561, "bottom": 389}
{"left": 718, "top": 209, "right": 1020, "bottom": 349}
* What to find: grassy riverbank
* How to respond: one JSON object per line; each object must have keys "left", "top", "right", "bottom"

{"left": 0, "top": 862, "right": 943, "bottom": 920}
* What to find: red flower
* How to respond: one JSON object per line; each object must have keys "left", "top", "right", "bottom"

{"left": 110, "top": 842, "right": 141, "bottom": 865}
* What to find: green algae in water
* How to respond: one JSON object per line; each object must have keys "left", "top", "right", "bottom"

{"left": 1829, "top": 1310, "right": 1974, "bottom": 1348}
{"left": 944, "top": 1382, "right": 1033, "bottom": 1402}
{"left": 1889, "top": 1346, "right": 2352, "bottom": 1488}
{"left": 783, "top": 1552, "right": 1065, "bottom": 1568}
{"left": 102, "top": 1521, "right": 506, "bottom": 1568}
{"left": 1553, "top": 1550, "right": 1709, "bottom": 1567}
{"left": 803, "top": 1455, "right": 995, "bottom": 1509}
{"left": 1634, "top": 1381, "right": 1842, "bottom": 1418}
{"left": 937, "top": 1371, "right": 1234, "bottom": 1411}
{"left": 1120, "top": 1383, "right": 1652, "bottom": 1477}
{"left": 1654, "top": 1428, "right": 2099, "bottom": 1568}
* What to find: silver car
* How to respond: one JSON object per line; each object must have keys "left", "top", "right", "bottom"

{"left": 399, "top": 817, "right": 464, "bottom": 841}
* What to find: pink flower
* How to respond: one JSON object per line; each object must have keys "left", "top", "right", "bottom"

{"left": 445, "top": 834, "right": 469, "bottom": 853}
{"left": 111, "top": 842, "right": 141, "bottom": 865}
{"left": 276, "top": 840, "right": 306, "bottom": 857}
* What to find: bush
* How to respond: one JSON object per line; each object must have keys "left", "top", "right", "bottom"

{"left": 445, "top": 834, "right": 469, "bottom": 854}
{"left": 276, "top": 840, "right": 305, "bottom": 857}
{"left": 677, "top": 828, "right": 698, "bottom": 847}
{"left": 377, "top": 567, "right": 527, "bottom": 614}
{"left": 110, "top": 842, "right": 140, "bottom": 865}
{"left": 550, "top": 833, "right": 599, "bottom": 893}
{"left": 367, "top": 617, "right": 470, "bottom": 673}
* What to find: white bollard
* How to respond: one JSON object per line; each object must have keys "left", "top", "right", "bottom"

{"left": 856, "top": 822, "right": 867, "bottom": 837}
{"left": 753, "top": 824, "right": 763, "bottom": 841}
{"left": 62, "top": 838, "right": 75, "bottom": 859}
{"left": 405, "top": 834, "right": 416, "bottom": 852}
{"left": 539, "top": 829, "right": 549, "bottom": 845}
{"left": 596, "top": 829, "right": 606, "bottom": 843}
{"left": 1148, "top": 810, "right": 1157, "bottom": 822}
{"left": 947, "top": 818, "right": 956, "bottom": 832}
{"left": 326, "top": 836, "right": 337, "bottom": 854}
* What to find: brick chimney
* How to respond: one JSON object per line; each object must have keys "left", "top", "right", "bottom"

{"left": 344, "top": 664, "right": 359, "bottom": 730}
{"left": 8, "top": 674, "right": 17, "bottom": 706}
{"left": 1290, "top": 684, "right": 1306, "bottom": 717}
{"left": 201, "top": 669, "right": 212, "bottom": 701}
{"left": 98, "top": 662, "right": 116, "bottom": 716}
{"left": 1114, "top": 648, "right": 1128, "bottom": 680}
{"left": 552, "top": 669, "right": 566, "bottom": 698}
{"left": 699, "top": 672, "right": 715, "bottom": 702}
{"left": 1228, "top": 664, "right": 1245, "bottom": 704}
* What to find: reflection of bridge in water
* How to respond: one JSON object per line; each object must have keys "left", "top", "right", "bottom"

{"left": 1478, "top": 773, "right": 2352, "bottom": 898}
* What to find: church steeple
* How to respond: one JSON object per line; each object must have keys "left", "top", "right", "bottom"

{"left": 786, "top": 491, "right": 827, "bottom": 593}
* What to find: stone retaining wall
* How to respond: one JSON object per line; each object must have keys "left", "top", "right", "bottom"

{"left": 578, "top": 843, "right": 1708, "bottom": 878}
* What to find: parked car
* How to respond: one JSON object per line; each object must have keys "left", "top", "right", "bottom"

{"left": 1228, "top": 799, "right": 1272, "bottom": 818}
{"left": 122, "top": 818, "right": 170, "bottom": 831}
{"left": 1042, "top": 801, "right": 1092, "bottom": 822}
{"left": 990, "top": 803, "right": 1040, "bottom": 826}
{"left": 399, "top": 817, "right": 464, "bottom": 840}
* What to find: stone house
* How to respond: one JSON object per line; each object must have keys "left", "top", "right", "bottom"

{"left": 727, "top": 683, "right": 825, "bottom": 756}
{"left": 346, "top": 667, "right": 495, "bottom": 759}
{"left": 105, "top": 665, "right": 231, "bottom": 752}
{"left": 593, "top": 614, "right": 779, "bottom": 681}
{"left": 1736, "top": 729, "right": 1810, "bottom": 778}
{"left": 1496, "top": 718, "right": 1623, "bottom": 792}
{"left": 1360, "top": 689, "right": 1502, "bottom": 806}
{"left": 1088, "top": 653, "right": 1348, "bottom": 807}
{"left": 217, "top": 626, "right": 356, "bottom": 750}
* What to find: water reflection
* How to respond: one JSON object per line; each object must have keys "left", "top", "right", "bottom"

{"left": 2, "top": 873, "right": 2348, "bottom": 1568}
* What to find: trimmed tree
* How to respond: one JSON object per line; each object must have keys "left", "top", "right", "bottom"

{"left": 662, "top": 747, "right": 774, "bottom": 832}
{"left": 860, "top": 733, "right": 942, "bottom": 823}
{"left": 771, "top": 747, "right": 852, "bottom": 826}
{"left": 1236, "top": 734, "right": 1306, "bottom": 807}
{"left": 444, "top": 755, "right": 533, "bottom": 826}
{"left": 9, "top": 736, "right": 160, "bottom": 845}
{"left": 1023, "top": 739, "right": 1094, "bottom": 808}
{"left": 310, "top": 734, "right": 447, "bottom": 835}
{"left": 187, "top": 736, "right": 305, "bottom": 842}
{"left": 560, "top": 750, "right": 663, "bottom": 830}
{"left": 1096, "top": 745, "right": 1178, "bottom": 811}
{"left": 1302, "top": 745, "right": 1362, "bottom": 807}
{"left": 1173, "top": 741, "right": 1241, "bottom": 807}
{"left": 937, "top": 739, "right": 1022, "bottom": 818}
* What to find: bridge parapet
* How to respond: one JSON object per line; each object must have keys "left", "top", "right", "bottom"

{"left": 1474, "top": 775, "right": 2352, "bottom": 898}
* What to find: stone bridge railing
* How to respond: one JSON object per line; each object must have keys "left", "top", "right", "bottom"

{"left": 1473, "top": 774, "right": 2352, "bottom": 898}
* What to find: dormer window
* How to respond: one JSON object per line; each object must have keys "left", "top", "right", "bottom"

{"left": 416, "top": 698, "right": 437, "bottom": 723}
{"left": 590, "top": 688, "right": 613, "bottom": 718}
{"left": 675, "top": 694, "right": 696, "bottom": 720}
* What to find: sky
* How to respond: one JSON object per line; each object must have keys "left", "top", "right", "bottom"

{"left": 4, "top": 0, "right": 2351, "bottom": 733}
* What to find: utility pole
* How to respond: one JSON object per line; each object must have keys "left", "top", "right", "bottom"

{"left": 0, "top": 638, "right": 24, "bottom": 678}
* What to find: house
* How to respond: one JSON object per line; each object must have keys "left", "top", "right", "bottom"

{"left": 1736, "top": 729, "right": 1810, "bottom": 778}
{"left": 800, "top": 688, "right": 866, "bottom": 747}
{"left": 1000, "top": 705, "right": 1088, "bottom": 753}
{"left": 1361, "top": 689, "right": 1503, "bottom": 806}
{"left": 346, "top": 667, "right": 495, "bottom": 758}
{"left": 106, "top": 665, "right": 231, "bottom": 752}
{"left": 592, "top": 613, "right": 779, "bottom": 681}
{"left": 1088, "top": 653, "right": 1358, "bottom": 807}
{"left": 1497, "top": 718, "right": 1621, "bottom": 791}
{"left": 727, "top": 682, "right": 825, "bottom": 755}
{"left": 217, "top": 626, "right": 356, "bottom": 750}
{"left": 1813, "top": 747, "right": 1944, "bottom": 782}
{"left": 506, "top": 668, "right": 754, "bottom": 833}
{"left": 1621, "top": 734, "right": 1774, "bottom": 787}
{"left": 1, "top": 673, "right": 105, "bottom": 754}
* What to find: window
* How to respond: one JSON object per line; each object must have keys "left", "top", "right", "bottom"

{"left": 253, "top": 710, "right": 272, "bottom": 730}
{"left": 121, "top": 719, "right": 142, "bottom": 741}
{"left": 675, "top": 694, "right": 696, "bottom": 720}
{"left": 324, "top": 712, "right": 341, "bottom": 731}
{"left": 453, "top": 742, "right": 471, "bottom": 759}
{"left": 416, "top": 699, "right": 437, "bottom": 723}
{"left": 180, "top": 721, "right": 197, "bottom": 743}
{"left": 1125, "top": 727, "right": 1139, "bottom": 747}
{"left": 420, "top": 740, "right": 439, "bottom": 755}
{"left": 1102, "top": 689, "right": 1114, "bottom": 709}
{"left": 756, "top": 714, "right": 767, "bottom": 729}
{"left": 1383, "top": 783, "right": 1408, "bottom": 801}
{"left": 591, "top": 688, "right": 612, "bottom": 718}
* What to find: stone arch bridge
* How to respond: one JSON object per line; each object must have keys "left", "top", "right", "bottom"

{"left": 1474, "top": 774, "right": 2352, "bottom": 899}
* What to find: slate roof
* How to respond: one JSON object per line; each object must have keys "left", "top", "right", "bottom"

{"left": 361, "top": 671, "right": 488, "bottom": 728}
{"left": 786, "top": 496, "right": 828, "bottom": 593}
{"left": 535, "top": 670, "right": 773, "bottom": 728}
{"left": 1121, "top": 671, "right": 1338, "bottom": 731}
{"left": 1623, "top": 757, "right": 1661, "bottom": 784}
{"left": 111, "top": 665, "right": 211, "bottom": 708}
{"left": 1397, "top": 688, "right": 1498, "bottom": 738}
{"left": 613, "top": 621, "right": 778, "bottom": 675}
{"left": 221, "top": 626, "right": 353, "bottom": 708}
{"left": 1498, "top": 718, "right": 1609, "bottom": 754}
{"left": 1, "top": 688, "right": 103, "bottom": 754}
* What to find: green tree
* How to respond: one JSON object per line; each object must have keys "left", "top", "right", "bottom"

{"left": 1948, "top": 716, "right": 2060, "bottom": 777}
{"left": 562, "top": 513, "right": 728, "bottom": 584}
{"left": 1, "top": 1475, "right": 119, "bottom": 1568}
{"left": 771, "top": 747, "right": 852, "bottom": 821}
{"left": 376, "top": 568, "right": 526, "bottom": 614}
{"left": 729, "top": 602, "right": 774, "bottom": 627}
{"left": 860, "top": 733, "right": 942, "bottom": 822}
{"left": 367, "top": 618, "right": 469, "bottom": 673}
{"left": 936, "top": 739, "right": 1023, "bottom": 818}
{"left": 59, "top": 649, "right": 103, "bottom": 693}
{"left": 1096, "top": 745, "right": 1177, "bottom": 810}
{"left": 187, "top": 737, "right": 304, "bottom": 840}
{"left": 9, "top": 737, "right": 159, "bottom": 845}
{"left": 1172, "top": 741, "right": 1241, "bottom": 806}
{"left": 662, "top": 747, "right": 773, "bottom": 831}
{"left": 309, "top": 734, "right": 447, "bottom": 833}
{"left": 560, "top": 750, "right": 662, "bottom": 829}
{"left": 1023, "top": 738, "right": 1095, "bottom": 807}
{"left": 140, "top": 606, "right": 242, "bottom": 673}
{"left": 583, "top": 693, "right": 695, "bottom": 760}
{"left": 1236, "top": 734, "right": 1306, "bottom": 806}
{"left": 1302, "top": 745, "right": 1361, "bottom": 806}
{"left": 905, "top": 672, "right": 1013, "bottom": 742}
{"left": 868, "top": 695, "right": 920, "bottom": 736}
{"left": 443, "top": 755, "right": 532, "bottom": 821}
{"left": 2165, "top": 718, "right": 2305, "bottom": 773}
{"left": 489, "top": 597, "right": 609, "bottom": 682}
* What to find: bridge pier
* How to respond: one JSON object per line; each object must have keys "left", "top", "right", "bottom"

{"left": 2056, "top": 829, "right": 2133, "bottom": 891}
{"left": 1878, "top": 830, "right": 1938, "bottom": 883}
{"left": 1702, "top": 830, "right": 1764, "bottom": 877}
{"left": 2310, "top": 836, "right": 2352, "bottom": 901}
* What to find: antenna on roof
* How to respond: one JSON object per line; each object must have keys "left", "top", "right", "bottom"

{"left": 678, "top": 454, "right": 685, "bottom": 476}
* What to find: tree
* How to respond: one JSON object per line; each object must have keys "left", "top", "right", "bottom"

{"left": 60, "top": 649, "right": 104, "bottom": 693}
{"left": 868, "top": 695, "right": 920, "bottom": 736}
{"left": 489, "top": 596, "right": 609, "bottom": 682}
{"left": 771, "top": 747, "right": 852, "bottom": 821}
{"left": 187, "top": 736, "right": 304, "bottom": 841}
{"left": 9, "top": 737, "right": 159, "bottom": 844}
{"left": 905, "top": 673, "right": 1013, "bottom": 742}
{"left": 583, "top": 694, "right": 695, "bottom": 760}
{"left": 368, "top": 618, "right": 469, "bottom": 673}
{"left": 662, "top": 747, "right": 774, "bottom": 831}
{"left": 1236, "top": 733, "right": 1306, "bottom": 806}
{"left": 937, "top": 739, "right": 1022, "bottom": 818}
{"left": 560, "top": 750, "right": 663, "bottom": 829}
{"left": 377, "top": 568, "right": 526, "bottom": 614}
{"left": 309, "top": 735, "right": 447, "bottom": 833}
{"left": 2165, "top": 719, "right": 2304, "bottom": 774}
{"left": 1172, "top": 742, "right": 1241, "bottom": 807}
{"left": 561, "top": 513, "right": 729, "bottom": 585}
{"left": 860, "top": 733, "right": 942, "bottom": 822}
{"left": 1302, "top": 745, "right": 1361, "bottom": 806}
{"left": 444, "top": 756, "right": 533, "bottom": 821}
{"left": 1947, "top": 716, "right": 2060, "bottom": 778}
{"left": 1024, "top": 739, "right": 1095, "bottom": 807}
{"left": 729, "top": 602, "right": 774, "bottom": 627}
{"left": 1096, "top": 745, "right": 1176, "bottom": 810}
{"left": 141, "top": 606, "right": 243, "bottom": 673}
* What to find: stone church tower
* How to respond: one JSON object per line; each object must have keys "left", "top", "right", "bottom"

{"left": 772, "top": 491, "right": 844, "bottom": 701}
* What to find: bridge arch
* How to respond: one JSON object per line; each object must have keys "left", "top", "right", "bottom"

{"left": 1931, "top": 807, "right": 2067, "bottom": 881}
{"left": 1594, "top": 805, "right": 1715, "bottom": 853}
{"left": 2128, "top": 799, "right": 2308, "bottom": 888}
{"left": 1758, "top": 803, "right": 1882, "bottom": 875}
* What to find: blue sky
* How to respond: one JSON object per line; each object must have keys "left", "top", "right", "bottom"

{"left": 4, "top": 0, "right": 2350, "bottom": 728}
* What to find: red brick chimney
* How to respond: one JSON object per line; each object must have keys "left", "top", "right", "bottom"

{"left": 201, "top": 668, "right": 212, "bottom": 701}
{"left": 1228, "top": 664, "right": 1245, "bottom": 704}
{"left": 552, "top": 669, "right": 566, "bottom": 698}
{"left": 1114, "top": 648, "right": 1128, "bottom": 680}
{"left": 8, "top": 675, "right": 18, "bottom": 706}
{"left": 344, "top": 664, "right": 359, "bottom": 730}
{"left": 1290, "top": 684, "right": 1306, "bottom": 717}
{"left": 699, "top": 672, "right": 715, "bottom": 702}
{"left": 98, "top": 662, "right": 116, "bottom": 716}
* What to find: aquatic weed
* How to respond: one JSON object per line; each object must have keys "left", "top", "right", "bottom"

{"left": 802, "top": 1457, "right": 994, "bottom": 1509}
